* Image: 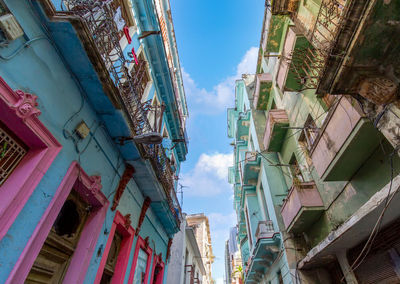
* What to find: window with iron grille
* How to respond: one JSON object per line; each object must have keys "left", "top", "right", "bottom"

{"left": 0, "top": 121, "right": 28, "bottom": 185}
{"left": 299, "top": 114, "right": 318, "bottom": 151}
{"left": 131, "top": 53, "right": 150, "bottom": 99}
{"left": 289, "top": 154, "right": 304, "bottom": 184}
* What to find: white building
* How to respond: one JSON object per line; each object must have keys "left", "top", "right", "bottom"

{"left": 166, "top": 214, "right": 206, "bottom": 284}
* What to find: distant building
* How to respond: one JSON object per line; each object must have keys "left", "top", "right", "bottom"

{"left": 166, "top": 214, "right": 206, "bottom": 284}
{"left": 187, "top": 213, "right": 215, "bottom": 284}
{"left": 225, "top": 227, "right": 242, "bottom": 284}
{"left": 224, "top": 240, "right": 232, "bottom": 284}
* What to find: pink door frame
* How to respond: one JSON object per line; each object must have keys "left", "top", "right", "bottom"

{"left": 0, "top": 76, "right": 61, "bottom": 241}
{"left": 95, "top": 211, "right": 135, "bottom": 284}
{"left": 6, "top": 161, "right": 109, "bottom": 284}
{"left": 149, "top": 254, "right": 165, "bottom": 284}
{"left": 128, "top": 235, "right": 153, "bottom": 284}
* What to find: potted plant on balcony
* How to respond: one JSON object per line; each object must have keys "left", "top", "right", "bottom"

{"left": 232, "top": 265, "right": 244, "bottom": 284}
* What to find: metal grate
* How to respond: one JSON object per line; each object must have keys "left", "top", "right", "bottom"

{"left": 0, "top": 123, "right": 27, "bottom": 185}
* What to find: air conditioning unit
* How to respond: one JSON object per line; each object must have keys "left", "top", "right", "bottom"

{"left": 0, "top": 14, "right": 24, "bottom": 41}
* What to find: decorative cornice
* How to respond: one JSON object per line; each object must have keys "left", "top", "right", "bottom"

{"left": 111, "top": 164, "right": 135, "bottom": 211}
{"left": 135, "top": 197, "right": 151, "bottom": 236}
{"left": 144, "top": 236, "right": 149, "bottom": 250}
{"left": 88, "top": 175, "right": 102, "bottom": 195}
{"left": 12, "top": 90, "right": 41, "bottom": 120}
{"left": 123, "top": 213, "right": 132, "bottom": 230}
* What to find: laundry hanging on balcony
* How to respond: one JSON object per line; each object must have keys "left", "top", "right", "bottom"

{"left": 113, "top": 7, "right": 125, "bottom": 31}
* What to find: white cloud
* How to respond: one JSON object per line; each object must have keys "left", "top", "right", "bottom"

{"left": 180, "top": 152, "right": 233, "bottom": 197}
{"left": 208, "top": 212, "right": 236, "bottom": 228}
{"left": 183, "top": 47, "right": 258, "bottom": 113}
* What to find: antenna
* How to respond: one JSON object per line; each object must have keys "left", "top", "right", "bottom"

{"left": 178, "top": 184, "right": 189, "bottom": 209}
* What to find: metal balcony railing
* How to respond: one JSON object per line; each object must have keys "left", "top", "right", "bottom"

{"left": 255, "top": 220, "right": 275, "bottom": 239}
{"left": 286, "top": 0, "right": 348, "bottom": 91}
{"left": 63, "top": 0, "right": 180, "bottom": 222}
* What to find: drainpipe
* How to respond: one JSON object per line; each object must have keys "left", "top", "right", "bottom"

{"left": 336, "top": 250, "right": 358, "bottom": 284}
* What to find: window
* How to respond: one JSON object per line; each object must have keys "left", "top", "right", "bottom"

{"left": 109, "top": 0, "right": 134, "bottom": 38}
{"left": 95, "top": 211, "right": 135, "bottom": 284}
{"left": 0, "top": 77, "right": 61, "bottom": 241}
{"left": 0, "top": 121, "right": 28, "bottom": 185}
{"left": 277, "top": 270, "right": 284, "bottom": 284}
{"left": 26, "top": 190, "right": 90, "bottom": 283}
{"left": 150, "top": 254, "right": 165, "bottom": 284}
{"left": 128, "top": 236, "right": 153, "bottom": 284}
{"left": 134, "top": 249, "right": 149, "bottom": 284}
{"left": 259, "top": 184, "right": 270, "bottom": 220}
{"left": 148, "top": 95, "right": 161, "bottom": 131}
{"left": 131, "top": 53, "right": 150, "bottom": 100}
{"left": 170, "top": 154, "right": 176, "bottom": 172}
{"left": 8, "top": 162, "right": 109, "bottom": 283}
{"left": 270, "top": 98, "right": 277, "bottom": 110}
{"left": 299, "top": 115, "right": 318, "bottom": 151}
{"left": 162, "top": 127, "right": 172, "bottom": 158}
{"left": 244, "top": 207, "right": 253, "bottom": 248}
{"left": 101, "top": 232, "right": 123, "bottom": 283}
{"left": 289, "top": 154, "right": 304, "bottom": 185}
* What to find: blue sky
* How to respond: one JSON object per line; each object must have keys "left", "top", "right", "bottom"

{"left": 170, "top": 0, "right": 264, "bottom": 282}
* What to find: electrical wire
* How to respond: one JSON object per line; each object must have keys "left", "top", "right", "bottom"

{"left": 232, "top": 98, "right": 336, "bottom": 168}
{"left": 341, "top": 147, "right": 400, "bottom": 282}
{"left": 0, "top": 36, "right": 48, "bottom": 60}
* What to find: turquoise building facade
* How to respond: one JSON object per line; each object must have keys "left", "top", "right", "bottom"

{"left": 0, "top": 0, "right": 187, "bottom": 283}
{"left": 228, "top": 75, "right": 293, "bottom": 284}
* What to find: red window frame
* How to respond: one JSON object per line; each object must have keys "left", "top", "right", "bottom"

{"left": 95, "top": 210, "right": 135, "bottom": 284}
{"left": 150, "top": 254, "right": 165, "bottom": 284}
{"left": 0, "top": 76, "right": 61, "bottom": 241}
{"left": 128, "top": 235, "right": 153, "bottom": 284}
{"left": 7, "top": 161, "right": 109, "bottom": 283}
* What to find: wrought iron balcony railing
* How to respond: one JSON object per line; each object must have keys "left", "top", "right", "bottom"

{"left": 285, "top": 0, "right": 348, "bottom": 92}
{"left": 63, "top": 0, "right": 180, "bottom": 222}
{"left": 255, "top": 220, "right": 275, "bottom": 239}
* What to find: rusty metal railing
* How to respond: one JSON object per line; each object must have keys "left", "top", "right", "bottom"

{"left": 286, "top": 0, "right": 348, "bottom": 91}
{"left": 63, "top": 0, "right": 180, "bottom": 222}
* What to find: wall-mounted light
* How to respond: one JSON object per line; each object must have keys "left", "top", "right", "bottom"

{"left": 114, "top": 132, "right": 163, "bottom": 145}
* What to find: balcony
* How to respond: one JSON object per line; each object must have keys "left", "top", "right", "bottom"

{"left": 310, "top": 96, "right": 381, "bottom": 181}
{"left": 245, "top": 221, "right": 280, "bottom": 283}
{"left": 263, "top": 14, "right": 287, "bottom": 54}
{"left": 263, "top": 109, "right": 289, "bottom": 152}
{"left": 316, "top": 1, "right": 400, "bottom": 100}
{"left": 276, "top": 26, "right": 321, "bottom": 92}
{"left": 240, "top": 236, "right": 250, "bottom": 266}
{"left": 281, "top": 182, "right": 324, "bottom": 233}
{"left": 271, "top": 0, "right": 300, "bottom": 15}
{"left": 236, "top": 111, "right": 251, "bottom": 142}
{"left": 242, "top": 152, "right": 261, "bottom": 185}
{"left": 252, "top": 74, "right": 273, "bottom": 110}
{"left": 60, "top": 1, "right": 181, "bottom": 227}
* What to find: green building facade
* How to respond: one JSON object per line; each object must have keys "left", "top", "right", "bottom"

{"left": 228, "top": 0, "right": 400, "bottom": 283}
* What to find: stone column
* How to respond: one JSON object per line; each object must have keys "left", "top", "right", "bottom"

{"left": 336, "top": 250, "right": 358, "bottom": 284}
